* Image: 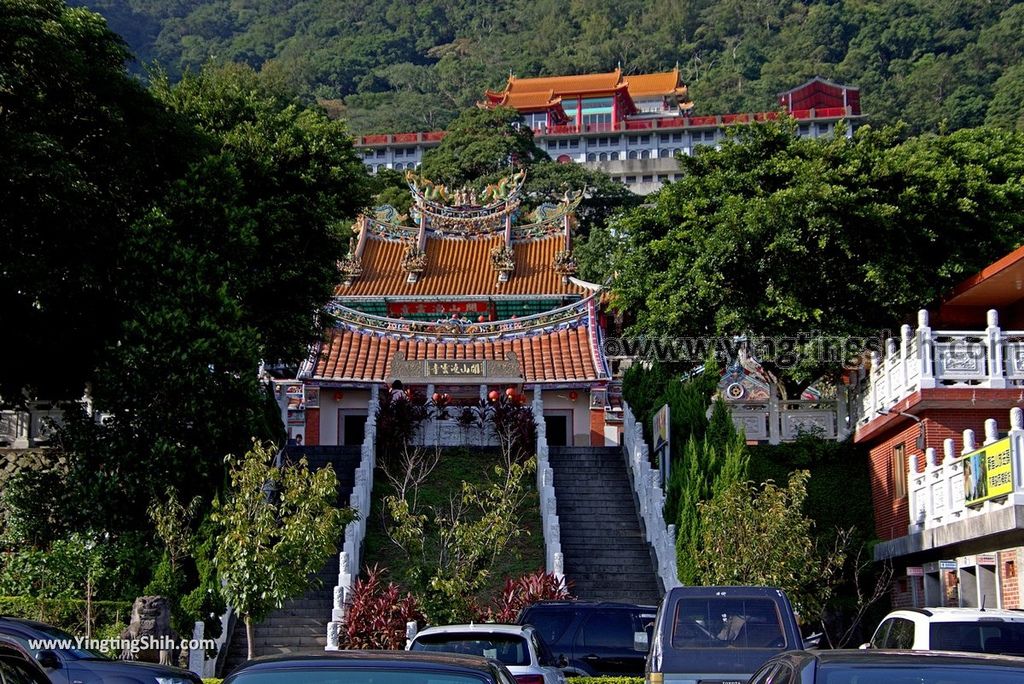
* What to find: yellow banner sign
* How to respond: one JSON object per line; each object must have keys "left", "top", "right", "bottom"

{"left": 963, "top": 437, "right": 1013, "bottom": 506}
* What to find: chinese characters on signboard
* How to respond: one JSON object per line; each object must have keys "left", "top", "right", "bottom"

{"left": 426, "top": 361, "right": 484, "bottom": 377}
{"left": 963, "top": 437, "right": 1013, "bottom": 506}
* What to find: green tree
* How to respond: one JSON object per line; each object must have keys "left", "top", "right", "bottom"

{"left": 213, "top": 441, "right": 354, "bottom": 660}
{"left": 986, "top": 63, "right": 1024, "bottom": 131}
{"left": 611, "top": 119, "right": 1024, "bottom": 395}
{"left": 697, "top": 471, "right": 845, "bottom": 619}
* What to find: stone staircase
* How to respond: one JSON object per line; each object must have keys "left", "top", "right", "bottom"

{"left": 221, "top": 445, "right": 361, "bottom": 674}
{"left": 549, "top": 446, "right": 662, "bottom": 605}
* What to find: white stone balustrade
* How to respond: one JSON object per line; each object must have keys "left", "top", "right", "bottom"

{"left": 728, "top": 396, "right": 846, "bottom": 444}
{"left": 326, "top": 384, "right": 379, "bottom": 650}
{"left": 622, "top": 400, "right": 680, "bottom": 591}
{"left": 906, "top": 408, "right": 1024, "bottom": 535}
{"left": 856, "top": 309, "right": 1024, "bottom": 426}
{"left": 533, "top": 389, "right": 563, "bottom": 579}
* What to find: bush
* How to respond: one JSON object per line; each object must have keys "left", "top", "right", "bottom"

{"left": 0, "top": 596, "right": 131, "bottom": 635}
{"left": 344, "top": 566, "right": 424, "bottom": 650}
{"left": 481, "top": 569, "right": 572, "bottom": 623}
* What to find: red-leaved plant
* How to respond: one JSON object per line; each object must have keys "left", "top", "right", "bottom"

{"left": 344, "top": 565, "right": 425, "bottom": 649}
{"left": 482, "top": 569, "right": 574, "bottom": 623}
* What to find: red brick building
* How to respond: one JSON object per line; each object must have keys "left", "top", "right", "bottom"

{"left": 854, "top": 245, "right": 1024, "bottom": 608}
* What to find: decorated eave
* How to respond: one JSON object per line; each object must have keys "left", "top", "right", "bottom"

{"left": 336, "top": 169, "right": 589, "bottom": 298}
{"left": 300, "top": 294, "right": 610, "bottom": 387}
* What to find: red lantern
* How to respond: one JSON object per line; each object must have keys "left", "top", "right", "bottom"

{"left": 568, "top": 390, "right": 579, "bottom": 402}
{"left": 432, "top": 392, "right": 441, "bottom": 404}
{"left": 488, "top": 390, "right": 500, "bottom": 402}
{"left": 476, "top": 315, "right": 484, "bottom": 322}
{"left": 505, "top": 387, "right": 515, "bottom": 397}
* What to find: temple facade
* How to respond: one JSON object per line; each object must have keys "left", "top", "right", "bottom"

{"left": 278, "top": 170, "right": 618, "bottom": 448}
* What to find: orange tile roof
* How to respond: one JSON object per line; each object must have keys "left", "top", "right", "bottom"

{"left": 505, "top": 70, "right": 625, "bottom": 96}
{"left": 624, "top": 69, "right": 688, "bottom": 98}
{"left": 309, "top": 323, "right": 602, "bottom": 384}
{"left": 489, "top": 89, "right": 562, "bottom": 109}
{"left": 337, "top": 234, "right": 587, "bottom": 298}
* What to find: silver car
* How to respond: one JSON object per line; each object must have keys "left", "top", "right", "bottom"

{"left": 408, "top": 624, "right": 566, "bottom": 684}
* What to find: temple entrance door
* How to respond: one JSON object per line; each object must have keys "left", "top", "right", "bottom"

{"left": 339, "top": 411, "right": 367, "bottom": 446}
{"left": 544, "top": 412, "right": 572, "bottom": 447}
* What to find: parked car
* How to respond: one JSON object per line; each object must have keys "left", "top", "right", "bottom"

{"left": 0, "top": 637, "right": 50, "bottom": 684}
{"left": 863, "top": 607, "right": 1024, "bottom": 654}
{"left": 223, "top": 651, "right": 519, "bottom": 684}
{"left": 0, "top": 617, "right": 202, "bottom": 684}
{"left": 747, "top": 648, "right": 1024, "bottom": 684}
{"left": 516, "top": 600, "right": 657, "bottom": 677}
{"left": 646, "top": 586, "right": 802, "bottom": 684}
{"left": 408, "top": 624, "right": 565, "bottom": 684}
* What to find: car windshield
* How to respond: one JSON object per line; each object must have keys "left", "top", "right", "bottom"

{"left": 821, "top": 664, "right": 1024, "bottom": 684}
{"left": 671, "top": 598, "right": 787, "bottom": 649}
{"left": 929, "top": 621, "right": 1024, "bottom": 655}
{"left": 230, "top": 668, "right": 489, "bottom": 684}
{"left": 21, "top": 625, "right": 107, "bottom": 660}
{"left": 412, "top": 634, "right": 530, "bottom": 666}
{"left": 520, "top": 608, "right": 574, "bottom": 645}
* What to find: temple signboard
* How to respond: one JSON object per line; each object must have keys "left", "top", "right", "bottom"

{"left": 963, "top": 437, "right": 1013, "bottom": 506}
{"left": 390, "top": 352, "right": 524, "bottom": 383}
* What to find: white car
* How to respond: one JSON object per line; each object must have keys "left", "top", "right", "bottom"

{"left": 863, "top": 607, "right": 1024, "bottom": 654}
{"left": 408, "top": 623, "right": 567, "bottom": 684}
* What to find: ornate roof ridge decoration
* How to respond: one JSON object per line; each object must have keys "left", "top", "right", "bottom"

{"left": 490, "top": 243, "right": 515, "bottom": 280}
{"left": 553, "top": 248, "right": 577, "bottom": 277}
{"left": 405, "top": 168, "right": 527, "bottom": 222}
{"left": 337, "top": 239, "right": 363, "bottom": 286}
{"left": 324, "top": 296, "right": 596, "bottom": 342}
{"left": 363, "top": 214, "right": 419, "bottom": 242}
{"left": 401, "top": 243, "right": 427, "bottom": 274}
{"left": 511, "top": 189, "right": 584, "bottom": 242}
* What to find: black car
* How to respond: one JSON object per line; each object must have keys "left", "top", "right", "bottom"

{"left": 748, "top": 649, "right": 1024, "bottom": 684}
{"left": 0, "top": 638, "right": 51, "bottom": 684}
{"left": 223, "top": 651, "right": 518, "bottom": 684}
{"left": 517, "top": 600, "right": 657, "bottom": 677}
{"left": 0, "top": 617, "right": 201, "bottom": 684}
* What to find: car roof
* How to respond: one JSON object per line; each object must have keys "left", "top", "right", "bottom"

{"left": 886, "top": 607, "right": 1024, "bottom": 622}
{"left": 525, "top": 600, "right": 657, "bottom": 610}
{"left": 415, "top": 624, "right": 532, "bottom": 636}
{"left": 799, "top": 649, "right": 1024, "bottom": 667}
{"left": 667, "top": 585, "right": 789, "bottom": 598}
{"left": 229, "top": 650, "right": 499, "bottom": 676}
{"left": 0, "top": 617, "right": 50, "bottom": 633}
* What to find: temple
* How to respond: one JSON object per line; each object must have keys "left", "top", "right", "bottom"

{"left": 357, "top": 72, "right": 863, "bottom": 194}
{"left": 279, "top": 170, "right": 617, "bottom": 448}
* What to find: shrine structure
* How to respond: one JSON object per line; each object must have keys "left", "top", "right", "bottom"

{"left": 280, "top": 169, "right": 616, "bottom": 447}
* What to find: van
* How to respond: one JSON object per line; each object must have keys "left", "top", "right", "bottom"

{"left": 646, "top": 586, "right": 802, "bottom": 684}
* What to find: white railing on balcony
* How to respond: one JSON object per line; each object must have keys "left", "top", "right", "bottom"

{"left": 857, "top": 309, "right": 1024, "bottom": 426}
{"left": 622, "top": 400, "right": 680, "bottom": 591}
{"left": 907, "top": 408, "right": 1024, "bottom": 534}
{"left": 326, "top": 384, "right": 379, "bottom": 650}
{"left": 727, "top": 396, "right": 848, "bottom": 444}
{"left": 532, "top": 389, "right": 564, "bottom": 579}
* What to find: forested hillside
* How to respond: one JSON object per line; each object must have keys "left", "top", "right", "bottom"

{"left": 73, "top": 0, "right": 1024, "bottom": 134}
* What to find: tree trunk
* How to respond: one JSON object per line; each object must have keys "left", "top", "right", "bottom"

{"left": 245, "top": 614, "right": 256, "bottom": 661}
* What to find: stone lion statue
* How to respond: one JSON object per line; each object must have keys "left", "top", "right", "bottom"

{"left": 119, "top": 595, "right": 179, "bottom": 665}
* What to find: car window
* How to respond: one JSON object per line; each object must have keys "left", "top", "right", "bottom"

{"left": 529, "top": 631, "right": 553, "bottom": 666}
{"left": 930, "top": 622, "right": 1024, "bottom": 655}
{"left": 671, "top": 598, "right": 788, "bottom": 649}
{"left": 491, "top": 664, "right": 517, "bottom": 684}
{"left": 521, "top": 607, "right": 576, "bottom": 645}
{"left": 820, "top": 664, "right": 1024, "bottom": 684}
{"left": 870, "top": 619, "right": 892, "bottom": 648}
{"left": 882, "top": 618, "right": 914, "bottom": 649}
{"left": 580, "top": 610, "right": 634, "bottom": 649}
{"left": 0, "top": 657, "right": 45, "bottom": 684}
{"left": 635, "top": 612, "right": 656, "bottom": 648}
{"left": 411, "top": 634, "right": 529, "bottom": 666}
{"left": 749, "top": 662, "right": 780, "bottom": 684}
{"left": 229, "top": 668, "right": 490, "bottom": 684}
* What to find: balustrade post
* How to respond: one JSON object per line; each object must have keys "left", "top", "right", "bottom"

{"left": 984, "top": 418, "right": 999, "bottom": 445}
{"left": 962, "top": 429, "right": 976, "bottom": 455}
{"left": 986, "top": 309, "right": 1007, "bottom": 388}
{"left": 918, "top": 310, "right": 936, "bottom": 389}
{"left": 901, "top": 324, "right": 913, "bottom": 389}
{"left": 870, "top": 351, "right": 880, "bottom": 417}
{"left": 1011, "top": 408, "right": 1024, "bottom": 491}
{"left": 836, "top": 385, "right": 848, "bottom": 439}
{"left": 768, "top": 393, "right": 781, "bottom": 445}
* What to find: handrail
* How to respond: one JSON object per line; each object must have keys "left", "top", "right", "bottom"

{"left": 533, "top": 391, "right": 564, "bottom": 578}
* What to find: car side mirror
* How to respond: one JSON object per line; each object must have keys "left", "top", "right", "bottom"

{"left": 37, "top": 650, "right": 61, "bottom": 670}
{"left": 557, "top": 654, "right": 569, "bottom": 668}
{"left": 858, "top": 642, "right": 872, "bottom": 650}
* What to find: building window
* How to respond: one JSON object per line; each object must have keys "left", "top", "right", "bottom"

{"left": 569, "top": 139, "right": 579, "bottom": 148}
{"left": 587, "top": 152, "right": 597, "bottom": 161}
{"left": 625, "top": 175, "right": 637, "bottom": 183}
{"left": 598, "top": 152, "right": 608, "bottom": 161}
{"left": 642, "top": 175, "right": 653, "bottom": 183}
{"left": 817, "top": 123, "right": 831, "bottom": 135}
{"left": 611, "top": 136, "right": 621, "bottom": 145}
{"left": 640, "top": 150, "right": 650, "bottom": 160}
{"left": 627, "top": 135, "right": 638, "bottom": 145}
{"left": 609, "top": 151, "right": 619, "bottom": 160}
{"left": 376, "top": 149, "right": 386, "bottom": 157}
{"left": 703, "top": 130, "right": 716, "bottom": 142}
{"left": 893, "top": 443, "right": 908, "bottom": 499}
{"left": 659, "top": 134, "right": 669, "bottom": 143}
{"left": 798, "top": 124, "right": 810, "bottom": 136}
{"left": 547, "top": 140, "right": 558, "bottom": 150}
{"left": 558, "top": 139, "right": 568, "bottom": 149}
{"left": 659, "top": 148, "right": 670, "bottom": 158}
{"left": 672, "top": 133, "right": 683, "bottom": 142}
{"left": 658, "top": 174, "right": 668, "bottom": 182}
{"left": 394, "top": 148, "right": 404, "bottom": 157}
{"left": 640, "top": 134, "right": 651, "bottom": 144}
{"left": 628, "top": 150, "right": 639, "bottom": 160}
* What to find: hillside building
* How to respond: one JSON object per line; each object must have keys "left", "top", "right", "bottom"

{"left": 356, "top": 74, "right": 864, "bottom": 194}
